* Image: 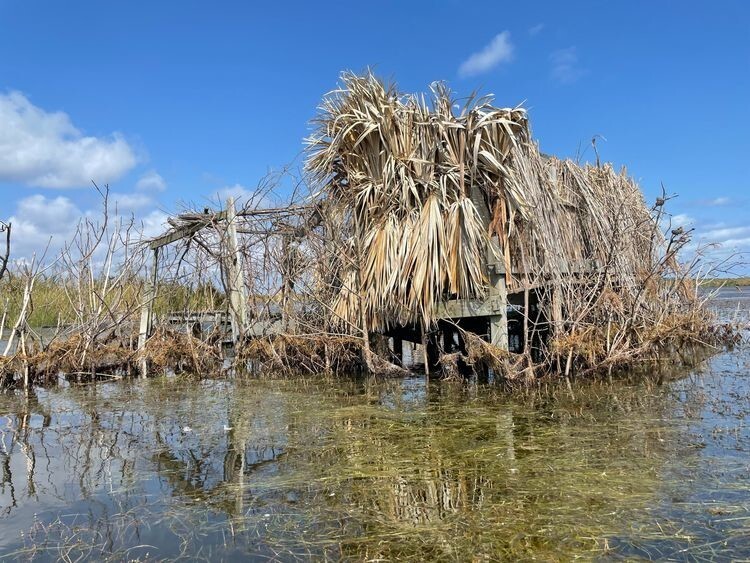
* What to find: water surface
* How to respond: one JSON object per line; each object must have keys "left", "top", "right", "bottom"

{"left": 0, "top": 291, "right": 748, "bottom": 561}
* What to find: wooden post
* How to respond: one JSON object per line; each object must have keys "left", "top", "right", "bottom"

{"left": 392, "top": 335, "right": 403, "bottom": 366}
{"left": 225, "top": 197, "right": 248, "bottom": 345}
{"left": 488, "top": 235, "right": 509, "bottom": 350}
{"left": 426, "top": 330, "right": 441, "bottom": 373}
{"left": 551, "top": 284, "right": 563, "bottom": 334}
{"left": 420, "top": 324, "right": 430, "bottom": 377}
{"left": 470, "top": 186, "right": 509, "bottom": 351}
{"left": 280, "top": 234, "right": 298, "bottom": 332}
{"left": 137, "top": 247, "right": 159, "bottom": 378}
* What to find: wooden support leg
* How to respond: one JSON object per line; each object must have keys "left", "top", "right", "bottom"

{"left": 489, "top": 315, "right": 508, "bottom": 349}
{"left": 225, "top": 197, "right": 248, "bottom": 345}
{"left": 393, "top": 336, "right": 403, "bottom": 366}
{"left": 488, "top": 274, "right": 509, "bottom": 350}
{"left": 137, "top": 247, "right": 159, "bottom": 378}
{"left": 551, "top": 284, "right": 563, "bottom": 335}
{"left": 421, "top": 325, "right": 430, "bottom": 377}
{"left": 486, "top": 234, "right": 509, "bottom": 351}
{"left": 426, "top": 331, "right": 441, "bottom": 373}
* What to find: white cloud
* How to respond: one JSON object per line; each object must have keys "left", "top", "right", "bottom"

{"left": 670, "top": 213, "right": 694, "bottom": 228}
{"left": 706, "top": 196, "right": 731, "bottom": 206}
{"left": 700, "top": 225, "right": 750, "bottom": 242}
{"left": 458, "top": 32, "right": 514, "bottom": 78}
{"left": 550, "top": 47, "right": 585, "bottom": 83}
{"left": 0, "top": 91, "right": 137, "bottom": 188}
{"left": 719, "top": 237, "right": 750, "bottom": 249}
{"left": 6, "top": 191, "right": 169, "bottom": 262}
{"left": 135, "top": 170, "right": 166, "bottom": 192}
{"left": 684, "top": 224, "right": 750, "bottom": 264}
{"left": 213, "top": 184, "right": 278, "bottom": 211}
{"left": 216, "top": 184, "right": 253, "bottom": 202}
{"left": 14, "top": 194, "right": 80, "bottom": 235}
{"left": 7, "top": 194, "right": 81, "bottom": 259}
{"left": 139, "top": 210, "right": 169, "bottom": 238}
{"left": 111, "top": 192, "right": 153, "bottom": 212}
{"left": 529, "top": 23, "right": 544, "bottom": 36}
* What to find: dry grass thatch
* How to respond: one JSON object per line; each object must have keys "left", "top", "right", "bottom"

{"left": 304, "top": 71, "right": 730, "bottom": 379}
{"left": 306, "top": 72, "right": 658, "bottom": 333}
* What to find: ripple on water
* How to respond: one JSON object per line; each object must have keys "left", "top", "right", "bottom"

{"left": 0, "top": 292, "right": 748, "bottom": 561}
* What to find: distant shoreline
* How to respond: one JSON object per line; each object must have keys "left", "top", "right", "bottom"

{"left": 700, "top": 277, "right": 750, "bottom": 288}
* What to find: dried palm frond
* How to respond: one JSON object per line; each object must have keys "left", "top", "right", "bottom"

{"left": 307, "top": 71, "right": 527, "bottom": 332}
{"left": 305, "top": 71, "right": 723, "bottom": 380}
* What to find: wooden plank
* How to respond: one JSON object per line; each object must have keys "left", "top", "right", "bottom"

{"left": 149, "top": 211, "right": 227, "bottom": 250}
{"left": 433, "top": 297, "right": 504, "bottom": 319}
{"left": 487, "top": 234, "right": 506, "bottom": 275}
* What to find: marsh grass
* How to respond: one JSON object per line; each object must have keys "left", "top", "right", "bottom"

{"left": 701, "top": 277, "right": 750, "bottom": 288}
{"left": 0, "top": 277, "right": 75, "bottom": 328}
{"left": 0, "top": 276, "right": 225, "bottom": 329}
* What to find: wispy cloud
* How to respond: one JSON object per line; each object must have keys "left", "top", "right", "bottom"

{"left": 7, "top": 192, "right": 169, "bottom": 260}
{"left": 0, "top": 91, "right": 137, "bottom": 188}
{"left": 701, "top": 225, "right": 750, "bottom": 242}
{"left": 667, "top": 212, "right": 750, "bottom": 268}
{"left": 695, "top": 224, "right": 750, "bottom": 259}
{"left": 216, "top": 183, "right": 253, "bottom": 201}
{"left": 528, "top": 23, "right": 544, "bottom": 36}
{"left": 550, "top": 47, "right": 585, "bottom": 83}
{"left": 135, "top": 170, "right": 167, "bottom": 192}
{"left": 458, "top": 31, "right": 514, "bottom": 78}
{"left": 111, "top": 191, "right": 153, "bottom": 212}
{"left": 692, "top": 196, "right": 740, "bottom": 209}
{"left": 671, "top": 213, "right": 695, "bottom": 229}
{"left": 213, "top": 183, "right": 278, "bottom": 210}
{"left": 707, "top": 196, "right": 731, "bottom": 206}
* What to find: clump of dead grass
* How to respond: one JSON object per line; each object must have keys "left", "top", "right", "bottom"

{"left": 237, "top": 334, "right": 364, "bottom": 375}
{"left": 139, "top": 326, "right": 222, "bottom": 375}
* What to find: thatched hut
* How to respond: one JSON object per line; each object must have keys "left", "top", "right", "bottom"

{"left": 305, "top": 72, "right": 705, "bottom": 378}
{"left": 0, "top": 73, "right": 719, "bottom": 388}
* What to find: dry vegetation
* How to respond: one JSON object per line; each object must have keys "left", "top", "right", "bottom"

{"left": 0, "top": 72, "right": 741, "bottom": 389}
{"left": 302, "top": 72, "right": 739, "bottom": 381}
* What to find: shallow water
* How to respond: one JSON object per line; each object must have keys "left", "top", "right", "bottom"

{"left": 0, "top": 294, "right": 748, "bottom": 561}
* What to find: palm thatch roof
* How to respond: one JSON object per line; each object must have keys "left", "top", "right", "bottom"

{"left": 306, "top": 72, "right": 659, "bottom": 334}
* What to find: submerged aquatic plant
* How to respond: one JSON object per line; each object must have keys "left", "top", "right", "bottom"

{"left": 2, "top": 350, "right": 749, "bottom": 560}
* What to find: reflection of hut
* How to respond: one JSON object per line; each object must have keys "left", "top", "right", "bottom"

{"left": 305, "top": 72, "right": 694, "bottom": 375}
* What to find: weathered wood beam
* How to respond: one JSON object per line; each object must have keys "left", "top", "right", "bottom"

{"left": 225, "top": 198, "right": 248, "bottom": 343}
{"left": 137, "top": 246, "right": 159, "bottom": 377}
{"left": 433, "top": 297, "right": 505, "bottom": 319}
{"left": 488, "top": 249, "right": 510, "bottom": 350}
{"left": 149, "top": 211, "right": 227, "bottom": 250}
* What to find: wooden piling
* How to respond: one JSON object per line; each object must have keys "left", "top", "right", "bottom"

{"left": 392, "top": 336, "right": 403, "bottom": 366}
{"left": 488, "top": 235, "right": 509, "bottom": 350}
{"left": 137, "top": 247, "right": 159, "bottom": 378}
{"left": 225, "top": 197, "right": 248, "bottom": 344}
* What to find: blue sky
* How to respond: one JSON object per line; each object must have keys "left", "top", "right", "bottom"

{"left": 0, "top": 0, "right": 748, "bottom": 267}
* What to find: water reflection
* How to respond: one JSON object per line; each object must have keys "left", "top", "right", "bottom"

{"left": 0, "top": 346, "right": 748, "bottom": 560}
